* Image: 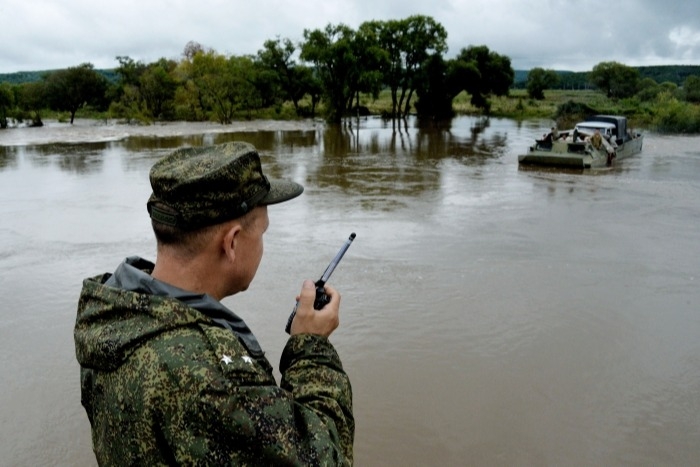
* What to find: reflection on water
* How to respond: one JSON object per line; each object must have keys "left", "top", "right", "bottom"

{"left": 1, "top": 117, "right": 700, "bottom": 466}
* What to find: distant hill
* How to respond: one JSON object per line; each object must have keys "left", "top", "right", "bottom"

{"left": 636, "top": 65, "right": 700, "bottom": 84}
{"left": 3, "top": 65, "right": 699, "bottom": 90}
{"left": 0, "top": 69, "right": 118, "bottom": 84}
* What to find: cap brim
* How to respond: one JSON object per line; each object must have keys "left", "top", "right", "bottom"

{"left": 260, "top": 179, "right": 304, "bottom": 205}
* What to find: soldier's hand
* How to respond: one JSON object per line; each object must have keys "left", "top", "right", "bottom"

{"left": 290, "top": 280, "right": 340, "bottom": 337}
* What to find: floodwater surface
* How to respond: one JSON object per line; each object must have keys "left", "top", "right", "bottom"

{"left": 1, "top": 117, "right": 699, "bottom": 466}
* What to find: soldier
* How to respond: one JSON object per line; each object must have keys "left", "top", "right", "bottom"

{"left": 542, "top": 126, "right": 560, "bottom": 144}
{"left": 74, "top": 142, "right": 354, "bottom": 465}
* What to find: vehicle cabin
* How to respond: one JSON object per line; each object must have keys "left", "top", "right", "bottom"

{"left": 582, "top": 115, "right": 632, "bottom": 144}
{"left": 574, "top": 121, "right": 616, "bottom": 140}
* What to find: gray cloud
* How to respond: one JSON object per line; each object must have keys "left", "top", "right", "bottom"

{"left": 1, "top": 0, "right": 698, "bottom": 73}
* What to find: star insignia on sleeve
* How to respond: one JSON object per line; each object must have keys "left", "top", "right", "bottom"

{"left": 242, "top": 356, "right": 253, "bottom": 364}
{"left": 221, "top": 354, "right": 233, "bottom": 365}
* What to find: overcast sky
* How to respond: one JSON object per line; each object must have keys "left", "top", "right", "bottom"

{"left": 2, "top": 0, "right": 699, "bottom": 74}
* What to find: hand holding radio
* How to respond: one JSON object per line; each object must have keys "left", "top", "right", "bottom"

{"left": 285, "top": 233, "right": 356, "bottom": 334}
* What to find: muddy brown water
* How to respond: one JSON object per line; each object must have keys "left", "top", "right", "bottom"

{"left": 1, "top": 117, "right": 699, "bottom": 465}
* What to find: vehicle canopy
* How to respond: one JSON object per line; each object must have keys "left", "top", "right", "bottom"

{"left": 584, "top": 115, "right": 629, "bottom": 141}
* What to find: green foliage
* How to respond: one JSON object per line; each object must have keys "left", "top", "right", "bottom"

{"left": 140, "top": 59, "right": 178, "bottom": 120}
{"left": 653, "top": 91, "right": 700, "bottom": 133}
{"left": 187, "top": 51, "right": 262, "bottom": 124}
{"left": 13, "top": 81, "right": 46, "bottom": 126}
{"left": 526, "top": 68, "right": 559, "bottom": 100}
{"left": 256, "top": 38, "right": 320, "bottom": 116}
{"left": 349, "top": 22, "right": 388, "bottom": 109}
{"left": 413, "top": 54, "right": 454, "bottom": 119}
{"left": 683, "top": 75, "right": 700, "bottom": 103}
{"left": 589, "top": 61, "right": 640, "bottom": 99}
{"left": 301, "top": 23, "right": 359, "bottom": 122}
{"left": 0, "top": 82, "right": 14, "bottom": 128}
{"left": 635, "top": 65, "right": 700, "bottom": 86}
{"left": 44, "top": 63, "right": 108, "bottom": 123}
{"left": 636, "top": 78, "right": 680, "bottom": 102}
{"left": 555, "top": 100, "right": 599, "bottom": 126}
{"left": 450, "top": 45, "right": 514, "bottom": 113}
{"left": 355, "top": 16, "right": 447, "bottom": 120}
{"left": 108, "top": 85, "right": 149, "bottom": 123}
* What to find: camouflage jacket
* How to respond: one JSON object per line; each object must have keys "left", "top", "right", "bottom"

{"left": 74, "top": 258, "right": 354, "bottom": 466}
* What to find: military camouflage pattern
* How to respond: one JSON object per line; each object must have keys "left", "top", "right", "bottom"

{"left": 74, "top": 267, "right": 354, "bottom": 465}
{"left": 147, "top": 141, "right": 304, "bottom": 230}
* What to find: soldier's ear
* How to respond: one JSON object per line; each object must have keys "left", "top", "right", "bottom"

{"left": 222, "top": 222, "right": 243, "bottom": 263}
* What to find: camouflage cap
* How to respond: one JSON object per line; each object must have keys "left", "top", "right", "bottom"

{"left": 147, "top": 141, "right": 303, "bottom": 230}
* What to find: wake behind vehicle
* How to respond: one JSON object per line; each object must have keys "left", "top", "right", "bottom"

{"left": 518, "top": 115, "right": 643, "bottom": 169}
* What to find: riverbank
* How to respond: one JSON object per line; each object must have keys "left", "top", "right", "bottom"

{"left": 5, "top": 88, "right": 700, "bottom": 135}
{"left": 361, "top": 89, "right": 700, "bottom": 133}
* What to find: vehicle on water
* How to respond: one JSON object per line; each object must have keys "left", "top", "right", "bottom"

{"left": 518, "top": 115, "right": 643, "bottom": 169}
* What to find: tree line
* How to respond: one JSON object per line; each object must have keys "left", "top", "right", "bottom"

{"left": 0, "top": 15, "right": 515, "bottom": 129}
{"left": 523, "top": 62, "right": 700, "bottom": 104}
{"left": 512, "top": 65, "right": 700, "bottom": 91}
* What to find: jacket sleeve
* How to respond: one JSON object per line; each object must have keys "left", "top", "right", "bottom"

{"left": 280, "top": 334, "right": 355, "bottom": 464}
{"left": 154, "top": 326, "right": 354, "bottom": 466}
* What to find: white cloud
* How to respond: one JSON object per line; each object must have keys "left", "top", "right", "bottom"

{"left": 669, "top": 26, "right": 700, "bottom": 48}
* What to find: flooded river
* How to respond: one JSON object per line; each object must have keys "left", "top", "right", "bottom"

{"left": 1, "top": 117, "right": 699, "bottom": 466}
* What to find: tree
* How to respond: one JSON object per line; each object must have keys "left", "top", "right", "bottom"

{"left": 190, "top": 51, "right": 260, "bottom": 123}
{"left": 413, "top": 54, "right": 454, "bottom": 119}
{"left": 346, "top": 23, "right": 387, "bottom": 114}
{"left": 301, "top": 23, "right": 357, "bottom": 122}
{"left": 108, "top": 56, "right": 148, "bottom": 120}
{"left": 396, "top": 15, "right": 448, "bottom": 117}
{"left": 526, "top": 68, "right": 559, "bottom": 100}
{"left": 172, "top": 46, "right": 207, "bottom": 121}
{"left": 114, "top": 56, "right": 146, "bottom": 88}
{"left": 296, "top": 66, "right": 323, "bottom": 117}
{"left": 636, "top": 77, "right": 660, "bottom": 101}
{"left": 0, "top": 83, "right": 14, "bottom": 129}
{"left": 256, "top": 38, "right": 317, "bottom": 115}
{"left": 15, "top": 81, "right": 46, "bottom": 126}
{"left": 44, "top": 63, "right": 108, "bottom": 123}
{"left": 414, "top": 44, "right": 513, "bottom": 119}
{"left": 182, "top": 41, "right": 208, "bottom": 61}
{"left": 230, "top": 55, "right": 263, "bottom": 114}
{"left": 450, "top": 45, "right": 514, "bottom": 113}
{"left": 683, "top": 75, "right": 700, "bottom": 103}
{"left": 589, "top": 61, "right": 640, "bottom": 99}
{"left": 140, "top": 58, "right": 178, "bottom": 119}
{"left": 364, "top": 16, "right": 447, "bottom": 119}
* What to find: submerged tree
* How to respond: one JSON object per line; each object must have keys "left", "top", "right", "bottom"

{"left": 452, "top": 45, "right": 514, "bottom": 113}
{"left": 139, "top": 59, "right": 178, "bottom": 120}
{"left": 415, "top": 45, "right": 513, "bottom": 118}
{"left": 44, "top": 63, "right": 108, "bottom": 123}
{"left": 14, "top": 81, "right": 47, "bottom": 126}
{"left": 301, "top": 23, "right": 358, "bottom": 123}
{"left": 365, "top": 16, "right": 447, "bottom": 119}
{"left": 256, "top": 37, "right": 321, "bottom": 116}
{"left": 0, "top": 83, "right": 14, "bottom": 129}
{"left": 413, "top": 54, "right": 454, "bottom": 119}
